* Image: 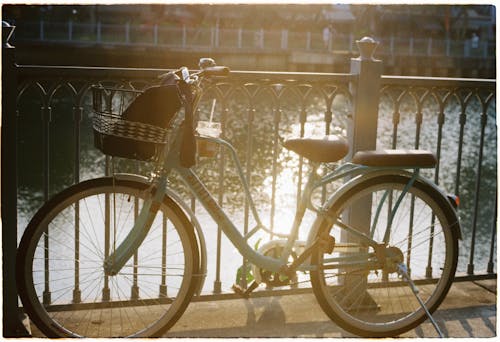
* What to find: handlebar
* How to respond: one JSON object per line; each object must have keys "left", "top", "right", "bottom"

{"left": 161, "top": 58, "right": 229, "bottom": 168}
{"left": 158, "top": 59, "right": 230, "bottom": 85}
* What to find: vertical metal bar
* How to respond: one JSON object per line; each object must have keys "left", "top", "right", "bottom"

{"left": 103, "top": 191, "right": 111, "bottom": 301}
{"left": 73, "top": 202, "right": 81, "bottom": 303}
{"left": 131, "top": 197, "right": 139, "bottom": 299}
{"left": 391, "top": 100, "right": 401, "bottom": 149}
{"left": 160, "top": 214, "right": 168, "bottom": 297}
{"left": 241, "top": 106, "right": 255, "bottom": 289}
{"left": 434, "top": 107, "right": 445, "bottom": 186}
{"left": 487, "top": 194, "right": 496, "bottom": 273}
{"left": 407, "top": 195, "right": 415, "bottom": 276}
{"left": 3, "top": 20, "right": 32, "bottom": 336}
{"left": 73, "top": 107, "right": 83, "bottom": 303}
{"left": 73, "top": 106, "right": 82, "bottom": 184}
{"left": 296, "top": 106, "right": 307, "bottom": 207}
{"left": 322, "top": 105, "right": 333, "bottom": 203}
{"left": 414, "top": 99, "right": 436, "bottom": 278}
{"left": 414, "top": 105, "right": 423, "bottom": 149}
{"left": 454, "top": 105, "right": 467, "bottom": 197}
{"left": 214, "top": 105, "right": 228, "bottom": 294}
{"left": 467, "top": 105, "right": 488, "bottom": 275}
{"left": 425, "top": 106, "right": 446, "bottom": 278}
{"left": 270, "top": 107, "right": 282, "bottom": 238}
{"left": 103, "top": 156, "right": 111, "bottom": 301}
{"left": 41, "top": 105, "right": 51, "bottom": 305}
{"left": 43, "top": 228, "right": 51, "bottom": 305}
{"left": 72, "top": 105, "right": 83, "bottom": 304}
{"left": 42, "top": 106, "right": 51, "bottom": 201}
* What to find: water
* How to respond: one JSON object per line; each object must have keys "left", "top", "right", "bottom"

{"left": 16, "top": 86, "right": 496, "bottom": 294}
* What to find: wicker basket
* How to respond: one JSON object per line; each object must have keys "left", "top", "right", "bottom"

{"left": 91, "top": 85, "right": 179, "bottom": 161}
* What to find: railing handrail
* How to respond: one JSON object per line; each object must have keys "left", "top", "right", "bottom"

{"left": 18, "top": 64, "right": 496, "bottom": 85}
{"left": 381, "top": 75, "right": 496, "bottom": 87}
{"left": 17, "top": 64, "right": 356, "bottom": 83}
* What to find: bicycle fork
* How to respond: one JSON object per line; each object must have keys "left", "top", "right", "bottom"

{"left": 103, "top": 176, "right": 167, "bottom": 276}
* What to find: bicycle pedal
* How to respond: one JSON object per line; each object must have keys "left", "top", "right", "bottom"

{"left": 231, "top": 284, "right": 246, "bottom": 296}
{"left": 231, "top": 281, "right": 259, "bottom": 299}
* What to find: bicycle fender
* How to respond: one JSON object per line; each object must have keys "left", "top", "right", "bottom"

{"left": 306, "top": 169, "right": 462, "bottom": 248}
{"left": 113, "top": 173, "right": 207, "bottom": 296}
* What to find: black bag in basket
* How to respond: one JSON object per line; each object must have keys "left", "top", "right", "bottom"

{"left": 94, "top": 85, "right": 182, "bottom": 161}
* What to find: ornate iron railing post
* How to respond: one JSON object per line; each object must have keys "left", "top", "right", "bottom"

{"left": 342, "top": 37, "right": 382, "bottom": 306}
{"left": 348, "top": 36, "right": 382, "bottom": 157}
{"left": 2, "top": 21, "right": 30, "bottom": 337}
{"left": 346, "top": 36, "right": 382, "bottom": 235}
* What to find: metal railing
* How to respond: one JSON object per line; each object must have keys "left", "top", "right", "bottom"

{"left": 2, "top": 26, "right": 496, "bottom": 334}
{"left": 10, "top": 20, "right": 495, "bottom": 59}
{"left": 13, "top": 65, "right": 497, "bottom": 291}
{"left": 379, "top": 76, "right": 497, "bottom": 277}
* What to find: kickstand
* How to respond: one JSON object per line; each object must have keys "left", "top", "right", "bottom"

{"left": 397, "top": 263, "right": 445, "bottom": 338}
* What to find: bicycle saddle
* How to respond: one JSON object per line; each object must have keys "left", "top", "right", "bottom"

{"left": 283, "top": 135, "right": 349, "bottom": 163}
{"left": 352, "top": 149, "right": 437, "bottom": 168}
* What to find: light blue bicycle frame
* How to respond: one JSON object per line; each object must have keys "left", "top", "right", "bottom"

{"left": 103, "top": 124, "right": 419, "bottom": 277}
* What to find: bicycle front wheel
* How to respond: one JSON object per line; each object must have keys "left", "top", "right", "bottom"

{"left": 17, "top": 177, "right": 199, "bottom": 337}
{"left": 310, "top": 175, "right": 459, "bottom": 337}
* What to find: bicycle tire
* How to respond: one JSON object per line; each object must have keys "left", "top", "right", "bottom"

{"left": 17, "top": 177, "right": 199, "bottom": 337}
{"left": 310, "top": 174, "right": 459, "bottom": 337}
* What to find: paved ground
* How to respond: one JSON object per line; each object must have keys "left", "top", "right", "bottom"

{"left": 28, "top": 279, "right": 496, "bottom": 338}
{"left": 164, "top": 279, "right": 496, "bottom": 338}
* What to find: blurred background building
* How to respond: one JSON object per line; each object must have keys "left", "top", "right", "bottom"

{"left": 3, "top": 4, "right": 496, "bottom": 77}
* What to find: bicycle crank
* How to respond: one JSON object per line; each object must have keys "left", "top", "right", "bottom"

{"left": 252, "top": 240, "right": 301, "bottom": 288}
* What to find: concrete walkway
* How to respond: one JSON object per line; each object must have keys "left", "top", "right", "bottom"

{"left": 28, "top": 279, "right": 496, "bottom": 338}
{"left": 164, "top": 279, "right": 496, "bottom": 338}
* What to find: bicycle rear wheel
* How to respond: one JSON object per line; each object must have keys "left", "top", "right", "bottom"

{"left": 17, "top": 177, "right": 199, "bottom": 337}
{"left": 310, "top": 175, "right": 459, "bottom": 337}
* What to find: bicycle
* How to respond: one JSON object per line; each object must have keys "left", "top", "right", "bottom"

{"left": 16, "top": 58, "right": 461, "bottom": 338}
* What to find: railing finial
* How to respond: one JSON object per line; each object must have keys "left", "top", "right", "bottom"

{"left": 356, "top": 36, "right": 379, "bottom": 61}
{"left": 2, "top": 21, "right": 15, "bottom": 48}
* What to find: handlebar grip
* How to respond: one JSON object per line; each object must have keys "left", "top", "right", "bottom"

{"left": 202, "top": 66, "right": 230, "bottom": 77}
